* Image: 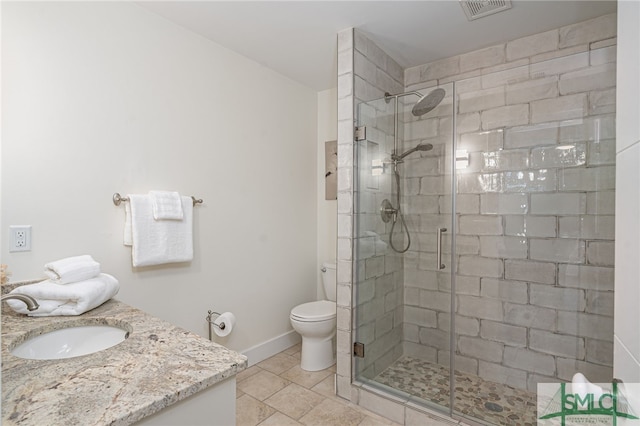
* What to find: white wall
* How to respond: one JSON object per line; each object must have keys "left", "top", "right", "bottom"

{"left": 1, "top": 1, "right": 318, "bottom": 354}
{"left": 614, "top": 0, "right": 640, "bottom": 383}
{"left": 316, "top": 88, "right": 337, "bottom": 298}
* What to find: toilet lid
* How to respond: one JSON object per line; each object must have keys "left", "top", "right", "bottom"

{"left": 291, "top": 300, "right": 336, "bottom": 322}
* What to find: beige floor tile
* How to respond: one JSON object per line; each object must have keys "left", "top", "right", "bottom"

{"left": 280, "top": 364, "right": 334, "bottom": 389}
{"left": 282, "top": 343, "right": 302, "bottom": 356}
{"left": 238, "top": 369, "right": 290, "bottom": 401}
{"left": 310, "top": 374, "right": 336, "bottom": 399}
{"left": 264, "top": 383, "right": 326, "bottom": 420}
{"left": 298, "top": 398, "right": 365, "bottom": 426}
{"left": 257, "top": 352, "right": 300, "bottom": 375}
{"left": 236, "top": 394, "right": 276, "bottom": 426}
{"left": 258, "top": 412, "right": 302, "bottom": 425}
{"left": 237, "top": 365, "right": 263, "bottom": 382}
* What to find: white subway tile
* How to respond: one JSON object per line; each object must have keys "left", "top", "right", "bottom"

{"left": 482, "top": 149, "right": 529, "bottom": 172}
{"left": 504, "top": 302, "right": 557, "bottom": 329}
{"left": 459, "top": 86, "right": 505, "bottom": 114}
{"left": 530, "top": 329, "right": 586, "bottom": 359}
{"left": 480, "top": 320, "right": 527, "bottom": 347}
{"left": 589, "top": 88, "right": 616, "bottom": 115}
{"left": 481, "top": 104, "right": 529, "bottom": 130}
{"left": 586, "top": 290, "right": 614, "bottom": 316}
{"left": 478, "top": 361, "right": 528, "bottom": 389}
{"left": 459, "top": 215, "right": 503, "bottom": 235}
{"left": 458, "top": 256, "right": 503, "bottom": 278}
{"left": 458, "top": 336, "right": 504, "bottom": 361}
{"left": 507, "top": 29, "right": 559, "bottom": 61}
{"left": 590, "top": 45, "right": 616, "bottom": 66}
{"left": 559, "top": 63, "right": 616, "bottom": 95}
{"left": 559, "top": 165, "right": 615, "bottom": 191}
{"left": 479, "top": 236, "right": 528, "bottom": 259}
{"left": 586, "top": 138, "right": 615, "bottom": 166}
{"left": 481, "top": 63, "right": 530, "bottom": 89}
{"left": 559, "top": 13, "right": 617, "bottom": 49}
{"left": 531, "top": 93, "right": 587, "bottom": 124}
{"left": 404, "top": 305, "right": 437, "bottom": 328}
{"left": 337, "top": 28, "right": 353, "bottom": 52}
{"left": 530, "top": 51, "right": 589, "bottom": 78}
{"left": 558, "top": 215, "right": 615, "bottom": 240}
{"left": 586, "top": 241, "right": 615, "bottom": 266}
{"left": 460, "top": 44, "right": 506, "bottom": 73}
{"left": 558, "top": 311, "right": 614, "bottom": 342}
{"left": 531, "top": 143, "right": 587, "bottom": 168}
{"left": 531, "top": 193, "right": 586, "bottom": 215}
{"left": 530, "top": 283, "right": 586, "bottom": 311}
{"left": 530, "top": 238, "right": 585, "bottom": 263}
{"left": 558, "top": 115, "right": 615, "bottom": 142}
{"left": 505, "top": 259, "right": 556, "bottom": 284}
{"left": 480, "top": 278, "right": 528, "bottom": 304}
{"left": 507, "top": 76, "right": 559, "bottom": 104}
{"left": 460, "top": 129, "right": 504, "bottom": 152}
{"left": 503, "top": 347, "right": 555, "bottom": 375}
{"left": 439, "top": 194, "right": 479, "bottom": 214}
{"left": 505, "top": 215, "right": 557, "bottom": 238}
{"left": 586, "top": 191, "right": 615, "bottom": 215}
{"left": 586, "top": 339, "right": 613, "bottom": 365}
{"left": 417, "top": 56, "right": 460, "bottom": 82}
{"left": 337, "top": 49, "right": 353, "bottom": 75}
{"left": 504, "top": 122, "right": 558, "bottom": 149}
{"left": 480, "top": 193, "right": 528, "bottom": 214}
{"left": 559, "top": 264, "right": 614, "bottom": 291}
{"left": 354, "top": 51, "right": 376, "bottom": 84}
{"left": 556, "top": 359, "right": 612, "bottom": 383}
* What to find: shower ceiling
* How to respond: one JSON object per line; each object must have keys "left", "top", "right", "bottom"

{"left": 137, "top": 1, "right": 616, "bottom": 91}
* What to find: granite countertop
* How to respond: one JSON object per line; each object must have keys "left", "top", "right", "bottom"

{"left": 1, "top": 289, "right": 247, "bottom": 425}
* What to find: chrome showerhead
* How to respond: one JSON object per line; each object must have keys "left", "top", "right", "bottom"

{"left": 412, "top": 88, "right": 446, "bottom": 117}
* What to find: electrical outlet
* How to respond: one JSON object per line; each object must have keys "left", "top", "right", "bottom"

{"left": 9, "top": 225, "right": 31, "bottom": 252}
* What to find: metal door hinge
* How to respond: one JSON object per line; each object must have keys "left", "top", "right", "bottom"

{"left": 355, "top": 126, "right": 366, "bottom": 141}
{"left": 353, "top": 342, "right": 365, "bottom": 358}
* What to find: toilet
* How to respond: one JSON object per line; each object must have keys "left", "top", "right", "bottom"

{"left": 290, "top": 261, "right": 337, "bottom": 371}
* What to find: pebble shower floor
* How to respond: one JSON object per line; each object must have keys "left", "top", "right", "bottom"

{"left": 375, "top": 357, "right": 537, "bottom": 425}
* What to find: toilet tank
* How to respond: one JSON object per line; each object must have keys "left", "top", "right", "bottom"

{"left": 321, "top": 262, "right": 337, "bottom": 302}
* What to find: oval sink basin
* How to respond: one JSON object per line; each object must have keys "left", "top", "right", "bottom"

{"left": 11, "top": 325, "right": 130, "bottom": 360}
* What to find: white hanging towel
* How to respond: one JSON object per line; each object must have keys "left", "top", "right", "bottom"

{"left": 5, "top": 273, "right": 120, "bottom": 316}
{"left": 149, "top": 190, "right": 184, "bottom": 220}
{"left": 127, "top": 194, "right": 193, "bottom": 267}
{"left": 44, "top": 255, "right": 101, "bottom": 284}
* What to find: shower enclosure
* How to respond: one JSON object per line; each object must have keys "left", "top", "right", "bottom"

{"left": 352, "top": 49, "right": 615, "bottom": 425}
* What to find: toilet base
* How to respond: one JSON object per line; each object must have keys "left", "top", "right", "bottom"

{"left": 300, "top": 335, "right": 335, "bottom": 371}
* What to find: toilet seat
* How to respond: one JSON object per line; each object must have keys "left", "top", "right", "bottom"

{"left": 290, "top": 300, "right": 336, "bottom": 322}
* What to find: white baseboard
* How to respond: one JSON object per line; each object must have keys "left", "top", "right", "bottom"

{"left": 241, "top": 330, "right": 301, "bottom": 366}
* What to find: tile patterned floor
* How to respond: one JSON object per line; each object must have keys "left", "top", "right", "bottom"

{"left": 375, "top": 357, "right": 537, "bottom": 426}
{"left": 236, "top": 344, "right": 453, "bottom": 426}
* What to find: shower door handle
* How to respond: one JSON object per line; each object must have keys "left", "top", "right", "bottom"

{"left": 436, "top": 227, "right": 447, "bottom": 270}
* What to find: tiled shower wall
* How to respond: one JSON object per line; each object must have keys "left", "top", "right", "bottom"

{"left": 401, "top": 13, "right": 617, "bottom": 392}
{"left": 336, "top": 11, "right": 617, "bottom": 422}
{"left": 339, "top": 30, "right": 409, "bottom": 382}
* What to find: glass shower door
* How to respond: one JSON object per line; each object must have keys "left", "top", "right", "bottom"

{"left": 353, "top": 82, "right": 456, "bottom": 415}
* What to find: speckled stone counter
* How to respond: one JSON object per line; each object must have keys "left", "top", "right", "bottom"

{"left": 1, "top": 292, "right": 247, "bottom": 425}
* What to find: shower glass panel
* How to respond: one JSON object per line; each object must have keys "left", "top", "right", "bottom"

{"left": 353, "top": 47, "right": 614, "bottom": 426}
{"left": 451, "top": 50, "right": 615, "bottom": 425}
{"left": 353, "top": 82, "right": 456, "bottom": 414}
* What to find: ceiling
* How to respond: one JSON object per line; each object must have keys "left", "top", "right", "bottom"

{"left": 137, "top": 1, "right": 617, "bottom": 91}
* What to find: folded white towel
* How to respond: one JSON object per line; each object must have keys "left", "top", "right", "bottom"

{"left": 149, "top": 190, "right": 184, "bottom": 220}
{"left": 129, "top": 194, "right": 193, "bottom": 267}
{"left": 44, "top": 255, "right": 101, "bottom": 284}
{"left": 6, "top": 273, "right": 119, "bottom": 316}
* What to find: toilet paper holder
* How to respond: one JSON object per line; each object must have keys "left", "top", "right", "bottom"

{"left": 206, "top": 310, "right": 227, "bottom": 340}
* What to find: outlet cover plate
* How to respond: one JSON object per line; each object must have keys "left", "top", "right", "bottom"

{"left": 9, "top": 225, "right": 31, "bottom": 252}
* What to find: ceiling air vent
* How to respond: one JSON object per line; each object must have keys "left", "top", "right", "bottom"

{"left": 459, "top": 0, "right": 512, "bottom": 21}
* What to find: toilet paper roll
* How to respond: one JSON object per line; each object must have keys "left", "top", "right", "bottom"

{"left": 213, "top": 312, "right": 236, "bottom": 337}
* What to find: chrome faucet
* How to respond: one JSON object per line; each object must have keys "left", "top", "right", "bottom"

{"left": 1, "top": 294, "right": 39, "bottom": 311}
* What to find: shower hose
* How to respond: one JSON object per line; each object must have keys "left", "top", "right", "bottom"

{"left": 389, "top": 167, "right": 411, "bottom": 253}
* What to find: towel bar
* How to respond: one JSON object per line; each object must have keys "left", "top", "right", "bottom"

{"left": 113, "top": 192, "right": 203, "bottom": 207}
